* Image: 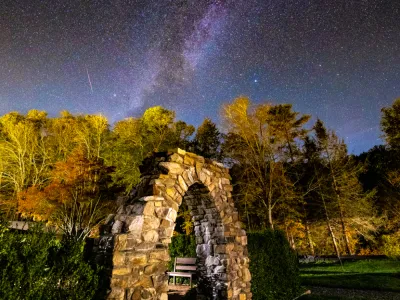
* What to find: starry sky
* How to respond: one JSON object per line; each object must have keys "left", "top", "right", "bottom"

{"left": 0, "top": 0, "right": 399, "bottom": 154}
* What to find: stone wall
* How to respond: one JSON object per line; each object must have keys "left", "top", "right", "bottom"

{"left": 96, "top": 149, "right": 251, "bottom": 300}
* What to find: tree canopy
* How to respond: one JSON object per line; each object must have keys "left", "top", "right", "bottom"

{"left": 0, "top": 98, "right": 399, "bottom": 256}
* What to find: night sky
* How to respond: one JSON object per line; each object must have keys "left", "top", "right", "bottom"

{"left": 1, "top": 0, "right": 399, "bottom": 154}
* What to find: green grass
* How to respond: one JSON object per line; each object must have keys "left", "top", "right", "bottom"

{"left": 300, "top": 259, "right": 400, "bottom": 292}
{"left": 300, "top": 295, "right": 370, "bottom": 300}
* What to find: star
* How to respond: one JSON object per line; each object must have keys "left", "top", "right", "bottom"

{"left": 0, "top": 0, "right": 398, "bottom": 154}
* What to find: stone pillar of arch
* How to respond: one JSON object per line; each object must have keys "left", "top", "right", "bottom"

{"left": 102, "top": 149, "right": 251, "bottom": 300}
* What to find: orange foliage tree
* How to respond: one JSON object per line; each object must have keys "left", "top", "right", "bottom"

{"left": 18, "top": 149, "right": 115, "bottom": 240}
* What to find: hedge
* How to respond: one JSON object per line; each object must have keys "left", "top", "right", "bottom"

{"left": 168, "top": 234, "right": 197, "bottom": 271}
{"left": 247, "top": 229, "right": 301, "bottom": 300}
{"left": 0, "top": 223, "right": 99, "bottom": 300}
{"left": 170, "top": 230, "right": 300, "bottom": 300}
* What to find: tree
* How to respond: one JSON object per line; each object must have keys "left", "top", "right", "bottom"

{"left": 222, "top": 98, "right": 277, "bottom": 229}
{"left": 267, "top": 104, "right": 310, "bottom": 162}
{"left": 103, "top": 117, "right": 144, "bottom": 193}
{"left": 302, "top": 135, "right": 342, "bottom": 257}
{"left": 314, "top": 119, "right": 374, "bottom": 255}
{"left": 103, "top": 107, "right": 195, "bottom": 193}
{"left": 222, "top": 97, "right": 307, "bottom": 229}
{"left": 0, "top": 111, "right": 51, "bottom": 214}
{"left": 46, "top": 111, "right": 80, "bottom": 161}
{"left": 74, "top": 115, "right": 109, "bottom": 160}
{"left": 266, "top": 104, "right": 315, "bottom": 252}
{"left": 170, "top": 120, "right": 195, "bottom": 150}
{"left": 141, "top": 106, "right": 175, "bottom": 152}
{"left": 46, "top": 111, "right": 109, "bottom": 162}
{"left": 357, "top": 145, "right": 396, "bottom": 215}
{"left": 18, "top": 149, "right": 115, "bottom": 240}
{"left": 193, "top": 118, "right": 221, "bottom": 159}
{"left": 376, "top": 99, "right": 400, "bottom": 235}
{"left": 381, "top": 98, "right": 400, "bottom": 150}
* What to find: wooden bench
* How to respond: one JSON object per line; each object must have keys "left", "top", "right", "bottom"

{"left": 167, "top": 257, "right": 197, "bottom": 287}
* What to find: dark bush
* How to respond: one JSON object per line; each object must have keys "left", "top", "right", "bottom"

{"left": 168, "top": 234, "right": 197, "bottom": 285}
{"left": 0, "top": 223, "right": 99, "bottom": 300}
{"left": 247, "top": 229, "right": 301, "bottom": 300}
{"left": 168, "top": 230, "right": 300, "bottom": 299}
{"left": 181, "top": 287, "right": 197, "bottom": 299}
{"left": 168, "top": 234, "right": 197, "bottom": 271}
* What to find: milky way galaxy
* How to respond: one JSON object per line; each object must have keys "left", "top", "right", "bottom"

{"left": 0, "top": 0, "right": 399, "bottom": 153}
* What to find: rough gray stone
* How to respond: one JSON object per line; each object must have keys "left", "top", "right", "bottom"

{"left": 111, "top": 220, "right": 123, "bottom": 234}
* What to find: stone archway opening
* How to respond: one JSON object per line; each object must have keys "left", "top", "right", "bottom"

{"left": 181, "top": 182, "right": 227, "bottom": 299}
{"left": 98, "top": 150, "right": 251, "bottom": 300}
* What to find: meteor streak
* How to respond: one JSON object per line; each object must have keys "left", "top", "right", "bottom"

{"left": 86, "top": 67, "right": 93, "bottom": 93}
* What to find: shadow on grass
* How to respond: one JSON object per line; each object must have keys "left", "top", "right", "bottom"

{"left": 301, "top": 270, "right": 359, "bottom": 275}
{"left": 299, "top": 295, "right": 369, "bottom": 300}
{"left": 301, "top": 273, "right": 400, "bottom": 292}
{"left": 300, "top": 262, "right": 342, "bottom": 268}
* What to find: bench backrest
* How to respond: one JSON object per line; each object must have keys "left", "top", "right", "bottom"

{"left": 174, "top": 257, "right": 197, "bottom": 272}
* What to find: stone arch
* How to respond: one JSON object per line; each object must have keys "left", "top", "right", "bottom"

{"left": 103, "top": 149, "right": 251, "bottom": 300}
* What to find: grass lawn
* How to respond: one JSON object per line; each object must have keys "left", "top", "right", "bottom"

{"left": 300, "top": 259, "right": 400, "bottom": 293}
{"left": 300, "top": 296, "right": 370, "bottom": 300}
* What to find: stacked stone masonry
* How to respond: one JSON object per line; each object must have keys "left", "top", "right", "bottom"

{"left": 98, "top": 149, "right": 251, "bottom": 300}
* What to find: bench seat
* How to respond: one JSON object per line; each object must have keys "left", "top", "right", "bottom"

{"left": 167, "top": 271, "right": 195, "bottom": 277}
{"left": 167, "top": 257, "right": 197, "bottom": 287}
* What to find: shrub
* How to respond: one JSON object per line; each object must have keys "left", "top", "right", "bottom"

{"left": 382, "top": 234, "right": 400, "bottom": 259}
{"left": 247, "top": 229, "right": 301, "bottom": 300}
{"left": 168, "top": 234, "right": 197, "bottom": 285}
{"left": 0, "top": 223, "right": 99, "bottom": 300}
{"left": 167, "top": 230, "right": 300, "bottom": 299}
{"left": 168, "top": 234, "right": 197, "bottom": 271}
{"left": 182, "top": 287, "right": 197, "bottom": 299}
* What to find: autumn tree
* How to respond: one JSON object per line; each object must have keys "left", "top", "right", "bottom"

{"left": 141, "top": 106, "right": 176, "bottom": 152}
{"left": 222, "top": 97, "right": 307, "bottom": 229}
{"left": 46, "top": 111, "right": 80, "bottom": 161}
{"left": 222, "top": 98, "right": 275, "bottom": 229}
{"left": 18, "top": 149, "right": 115, "bottom": 240}
{"left": 103, "top": 117, "right": 144, "bottom": 193}
{"left": 0, "top": 111, "right": 51, "bottom": 214}
{"left": 73, "top": 114, "right": 109, "bottom": 160}
{"left": 103, "top": 106, "right": 195, "bottom": 193}
{"left": 0, "top": 110, "right": 114, "bottom": 217}
{"left": 0, "top": 107, "right": 199, "bottom": 232}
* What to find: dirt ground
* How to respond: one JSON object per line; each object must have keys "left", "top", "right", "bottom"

{"left": 167, "top": 285, "right": 192, "bottom": 300}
